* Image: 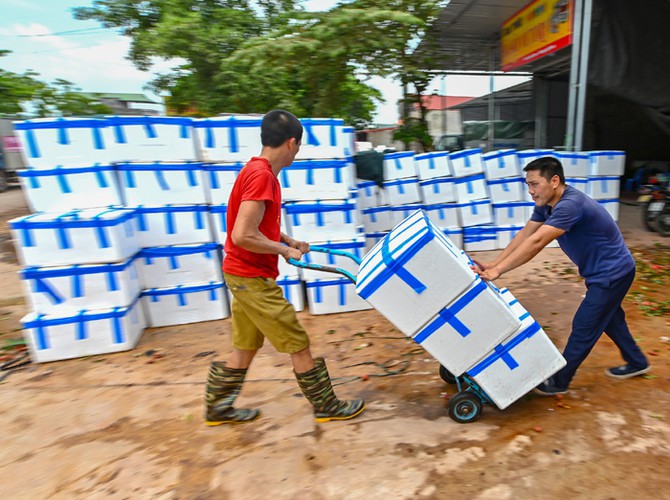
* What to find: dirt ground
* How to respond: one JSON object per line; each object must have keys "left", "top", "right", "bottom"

{"left": 0, "top": 187, "right": 668, "bottom": 500}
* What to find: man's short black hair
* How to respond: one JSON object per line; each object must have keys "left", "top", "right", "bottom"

{"left": 261, "top": 109, "right": 303, "bottom": 148}
{"left": 523, "top": 156, "right": 565, "bottom": 184}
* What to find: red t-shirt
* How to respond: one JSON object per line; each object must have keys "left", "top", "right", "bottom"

{"left": 223, "top": 157, "right": 282, "bottom": 278}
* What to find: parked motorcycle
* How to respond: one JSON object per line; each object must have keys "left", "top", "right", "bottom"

{"left": 638, "top": 174, "right": 670, "bottom": 236}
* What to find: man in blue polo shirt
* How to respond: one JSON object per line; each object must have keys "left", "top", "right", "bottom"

{"left": 474, "top": 156, "right": 649, "bottom": 395}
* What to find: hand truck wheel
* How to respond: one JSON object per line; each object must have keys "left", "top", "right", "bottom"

{"left": 448, "top": 392, "right": 483, "bottom": 423}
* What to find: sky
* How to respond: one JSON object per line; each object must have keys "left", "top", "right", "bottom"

{"left": 0, "top": 0, "right": 531, "bottom": 123}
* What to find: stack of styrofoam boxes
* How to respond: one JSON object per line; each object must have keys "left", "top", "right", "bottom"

{"left": 482, "top": 149, "right": 531, "bottom": 250}
{"left": 356, "top": 209, "right": 566, "bottom": 410}
{"left": 448, "top": 149, "right": 495, "bottom": 252}
{"left": 283, "top": 119, "right": 371, "bottom": 315}
{"left": 359, "top": 151, "right": 424, "bottom": 253}
{"left": 109, "top": 116, "right": 229, "bottom": 327}
{"left": 11, "top": 117, "right": 144, "bottom": 362}
{"left": 415, "top": 151, "right": 462, "bottom": 248}
{"left": 587, "top": 151, "right": 625, "bottom": 221}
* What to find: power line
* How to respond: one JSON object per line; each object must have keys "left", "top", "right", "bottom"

{"left": 0, "top": 27, "right": 112, "bottom": 38}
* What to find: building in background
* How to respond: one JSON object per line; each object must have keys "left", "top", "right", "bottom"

{"left": 79, "top": 93, "right": 164, "bottom": 116}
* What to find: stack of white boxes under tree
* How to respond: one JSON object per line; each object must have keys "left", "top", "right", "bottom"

{"left": 358, "top": 150, "right": 425, "bottom": 252}
{"left": 355, "top": 209, "right": 566, "bottom": 410}
{"left": 110, "top": 116, "right": 229, "bottom": 328}
{"left": 282, "top": 119, "right": 371, "bottom": 315}
{"left": 448, "top": 148, "right": 496, "bottom": 252}
{"left": 415, "top": 150, "right": 463, "bottom": 248}
{"left": 482, "top": 149, "right": 532, "bottom": 250}
{"left": 11, "top": 118, "right": 144, "bottom": 362}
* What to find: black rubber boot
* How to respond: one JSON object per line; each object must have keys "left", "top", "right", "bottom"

{"left": 204, "top": 361, "right": 260, "bottom": 426}
{"left": 295, "top": 357, "right": 365, "bottom": 423}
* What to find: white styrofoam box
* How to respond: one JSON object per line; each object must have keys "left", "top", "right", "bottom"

{"left": 587, "top": 176, "right": 620, "bottom": 200}
{"left": 589, "top": 151, "right": 625, "bottom": 176}
{"left": 116, "top": 162, "right": 207, "bottom": 206}
{"left": 493, "top": 201, "right": 534, "bottom": 226}
{"left": 516, "top": 149, "right": 554, "bottom": 168}
{"left": 598, "top": 199, "right": 620, "bottom": 221}
{"left": 555, "top": 151, "right": 589, "bottom": 177}
{"left": 280, "top": 159, "right": 352, "bottom": 201}
{"left": 458, "top": 200, "right": 494, "bottom": 227}
{"left": 466, "top": 320, "right": 566, "bottom": 409}
{"left": 496, "top": 225, "right": 523, "bottom": 249}
{"left": 193, "top": 116, "right": 262, "bottom": 162}
{"left": 379, "top": 177, "right": 422, "bottom": 206}
{"left": 106, "top": 116, "right": 200, "bottom": 162}
{"left": 203, "top": 162, "right": 243, "bottom": 205}
{"left": 141, "top": 281, "right": 230, "bottom": 327}
{"left": 21, "top": 298, "right": 145, "bottom": 363}
{"left": 566, "top": 177, "right": 588, "bottom": 193}
{"left": 137, "top": 242, "right": 222, "bottom": 289}
{"left": 414, "top": 151, "right": 452, "bottom": 180}
{"left": 486, "top": 176, "right": 524, "bottom": 204}
{"left": 412, "top": 277, "right": 522, "bottom": 376}
{"left": 496, "top": 287, "right": 533, "bottom": 328}
{"left": 482, "top": 149, "right": 520, "bottom": 180}
{"left": 209, "top": 204, "right": 228, "bottom": 245}
{"left": 296, "top": 118, "right": 348, "bottom": 160}
{"left": 419, "top": 177, "right": 457, "bottom": 205}
{"left": 387, "top": 203, "right": 425, "bottom": 229}
{"left": 463, "top": 225, "right": 498, "bottom": 252}
{"left": 361, "top": 206, "right": 393, "bottom": 232}
{"left": 449, "top": 148, "right": 484, "bottom": 177}
{"left": 356, "top": 209, "right": 477, "bottom": 336}
{"left": 454, "top": 174, "right": 489, "bottom": 203}
{"left": 298, "top": 237, "right": 365, "bottom": 280}
{"left": 357, "top": 181, "right": 381, "bottom": 209}
{"left": 20, "top": 256, "right": 141, "bottom": 315}
{"left": 423, "top": 203, "right": 460, "bottom": 229}
{"left": 14, "top": 117, "right": 114, "bottom": 168}
{"left": 133, "top": 205, "right": 212, "bottom": 248}
{"left": 442, "top": 227, "right": 463, "bottom": 249}
{"left": 9, "top": 208, "right": 138, "bottom": 267}
{"left": 343, "top": 126, "right": 356, "bottom": 158}
{"left": 365, "top": 231, "right": 389, "bottom": 252}
{"left": 383, "top": 151, "right": 416, "bottom": 181}
{"left": 284, "top": 199, "right": 360, "bottom": 243}
{"left": 277, "top": 276, "right": 306, "bottom": 312}
{"left": 18, "top": 164, "right": 122, "bottom": 213}
{"left": 306, "top": 278, "right": 372, "bottom": 315}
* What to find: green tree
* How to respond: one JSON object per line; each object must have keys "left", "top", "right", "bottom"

{"left": 74, "top": 0, "right": 447, "bottom": 133}
{"left": 0, "top": 50, "right": 43, "bottom": 116}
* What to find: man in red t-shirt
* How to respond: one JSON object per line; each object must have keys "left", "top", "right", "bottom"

{"left": 204, "top": 109, "right": 365, "bottom": 425}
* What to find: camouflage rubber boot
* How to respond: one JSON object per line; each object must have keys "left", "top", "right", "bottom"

{"left": 295, "top": 357, "right": 365, "bottom": 423}
{"left": 204, "top": 361, "right": 260, "bottom": 426}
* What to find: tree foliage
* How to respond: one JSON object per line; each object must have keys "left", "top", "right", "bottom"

{"left": 0, "top": 50, "right": 111, "bottom": 117}
{"left": 74, "top": 0, "right": 447, "bottom": 135}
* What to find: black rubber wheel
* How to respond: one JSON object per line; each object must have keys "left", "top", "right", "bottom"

{"left": 0, "top": 171, "right": 7, "bottom": 193}
{"left": 641, "top": 202, "right": 656, "bottom": 232}
{"left": 439, "top": 365, "right": 457, "bottom": 384}
{"left": 657, "top": 209, "right": 670, "bottom": 237}
{"left": 448, "top": 392, "right": 483, "bottom": 423}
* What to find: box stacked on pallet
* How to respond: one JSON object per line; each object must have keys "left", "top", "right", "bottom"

{"left": 12, "top": 118, "right": 145, "bottom": 363}
{"left": 587, "top": 151, "right": 625, "bottom": 221}
{"left": 110, "top": 116, "right": 229, "bottom": 328}
{"left": 482, "top": 149, "right": 530, "bottom": 250}
{"left": 283, "top": 119, "right": 371, "bottom": 315}
{"left": 449, "top": 149, "right": 495, "bottom": 252}
{"left": 356, "top": 209, "right": 566, "bottom": 409}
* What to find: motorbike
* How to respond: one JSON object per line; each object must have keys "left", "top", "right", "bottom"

{"left": 638, "top": 173, "right": 670, "bottom": 236}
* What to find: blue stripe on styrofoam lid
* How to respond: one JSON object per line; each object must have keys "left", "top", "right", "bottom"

{"left": 413, "top": 278, "right": 488, "bottom": 343}
{"left": 31, "top": 278, "right": 65, "bottom": 305}
{"left": 357, "top": 225, "right": 433, "bottom": 299}
{"left": 23, "top": 296, "right": 141, "bottom": 330}
{"left": 138, "top": 243, "right": 219, "bottom": 259}
{"left": 467, "top": 321, "right": 542, "bottom": 376}
{"left": 140, "top": 282, "right": 223, "bottom": 297}
{"left": 449, "top": 148, "right": 482, "bottom": 160}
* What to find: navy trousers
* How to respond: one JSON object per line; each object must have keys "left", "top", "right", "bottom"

{"left": 552, "top": 267, "right": 648, "bottom": 389}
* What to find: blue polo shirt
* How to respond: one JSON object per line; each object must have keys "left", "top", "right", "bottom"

{"left": 530, "top": 185, "right": 634, "bottom": 285}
